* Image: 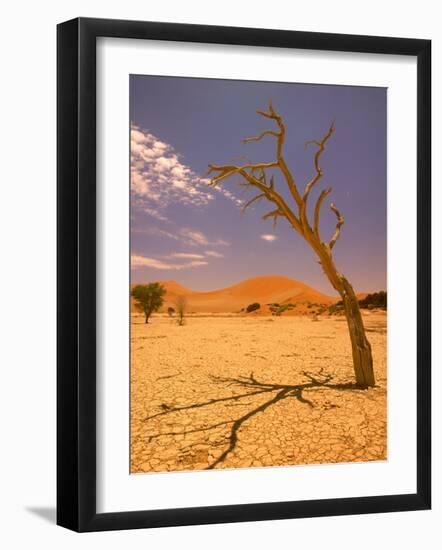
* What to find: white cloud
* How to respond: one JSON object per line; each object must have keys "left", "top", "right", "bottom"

{"left": 132, "top": 225, "right": 229, "bottom": 249}
{"left": 179, "top": 228, "right": 209, "bottom": 246}
{"left": 132, "top": 227, "right": 179, "bottom": 241}
{"left": 261, "top": 234, "right": 278, "bottom": 242}
{"left": 140, "top": 206, "right": 170, "bottom": 223}
{"left": 215, "top": 239, "right": 230, "bottom": 246}
{"left": 179, "top": 228, "right": 230, "bottom": 247}
{"left": 215, "top": 186, "right": 243, "bottom": 207}
{"left": 131, "top": 255, "right": 208, "bottom": 271}
{"left": 131, "top": 124, "right": 242, "bottom": 211}
{"left": 170, "top": 252, "right": 205, "bottom": 259}
{"left": 131, "top": 128, "right": 147, "bottom": 144}
{"left": 205, "top": 250, "right": 224, "bottom": 258}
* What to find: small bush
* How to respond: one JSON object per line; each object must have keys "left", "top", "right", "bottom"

{"left": 359, "top": 291, "right": 387, "bottom": 309}
{"left": 328, "top": 303, "right": 344, "bottom": 315}
{"left": 268, "top": 302, "right": 297, "bottom": 316}
{"left": 274, "top": 304, "right": 290, "bottom": 316}
{"left": 246, "top": 302, "right": 261, "bottom": 313}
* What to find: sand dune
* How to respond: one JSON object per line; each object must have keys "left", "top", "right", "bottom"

{"left": 132, "top": 275, "right": 335, "bottom": 314}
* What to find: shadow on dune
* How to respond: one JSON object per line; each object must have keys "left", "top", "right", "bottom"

{"left": 144, "top": 369, "right": 367, "bottom": 469}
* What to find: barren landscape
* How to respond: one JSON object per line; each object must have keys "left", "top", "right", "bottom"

{"left": 130, "top": 291, "right": 387, "bottom": 473}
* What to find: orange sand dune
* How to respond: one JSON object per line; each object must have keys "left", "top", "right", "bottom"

{"left": 132, "top": 275, "right": 334, "bottom": 314}
{"left": 156, "top": 280, "right": 195, "bottom": 302}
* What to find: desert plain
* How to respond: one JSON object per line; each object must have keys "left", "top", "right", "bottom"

{"left": 130, "top": 276, "right": 387, "bottom": 473}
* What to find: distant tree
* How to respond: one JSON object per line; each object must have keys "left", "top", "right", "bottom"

{"left": 167, "top": 306, "right": 175, "bottom": 317}
{"left": 175, "top": 296, "right": 187, "bottom": 326}
{"left": 131, "top": 283, "right": 166, "bottom": 324}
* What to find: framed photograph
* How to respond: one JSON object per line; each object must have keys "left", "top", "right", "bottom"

{"left": 57, "top": 17, "right": 431, "bottom": 532}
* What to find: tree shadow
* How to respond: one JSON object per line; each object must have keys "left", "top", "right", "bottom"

{"left": 143, "top": 369, "right": 367, "bottom": 469}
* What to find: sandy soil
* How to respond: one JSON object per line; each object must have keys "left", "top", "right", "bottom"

{"left": 130, "top": 312, "right": 387, "bottom": 473}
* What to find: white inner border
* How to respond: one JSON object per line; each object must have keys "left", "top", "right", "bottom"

{"left": 96, "top": 37, "right": 417, "bottom": 513}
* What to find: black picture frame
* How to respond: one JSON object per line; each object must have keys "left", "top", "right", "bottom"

{"left": 57, "top": 17, "right": 431, "bottom": 532}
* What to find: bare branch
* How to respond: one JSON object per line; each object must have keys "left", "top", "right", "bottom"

{"left": 256, "top": 100, "right": 277, "bottom": 119}
{"left": 208, "top": 162, "right": 303, "bottom": 234}
{"left": 299, "top": 122, "right": 336, "bottom": 238}
{"left": 241, "top": 192, "right": 266, "bottom": 213}
{"left": 247, "top": 100, "right": 304, "bottom": 207}
{"left": 262, "top": 207, "right": 284, "bottom": 229}
{"left": 208, "top": 163, "right": 278, "bottom": 187}
{"left": 208, "top": 165, "right": 273, "bottom": 195}
{"left": 304, "top": 140, "right": 320, "bottom": 148}
{"left": 256, "top": 110, "right": 274, "bottom": 119}
{"left": 242, "top": 130, "right": 279, "bottom": 143}
{"left": 208, "top": 168, "right": 239, "bottom": 186}
{"left": 303, "top": 122, "right": 335, "bottom": 202}
{"left": 262, "top": 208, "right": 283, "bottom": 220}
{"left": 329, "top": 202, "right": 344, "bottom": 250}
{"left": 314, "top": 187, "right": 332, "bottom": 237}
{"left": 250, "top": 167, "right": 267, "bottom": 185}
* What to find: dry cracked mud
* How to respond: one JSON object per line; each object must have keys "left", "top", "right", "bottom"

{"left": 130, "top": 313, "right": 387, "bottom": 473}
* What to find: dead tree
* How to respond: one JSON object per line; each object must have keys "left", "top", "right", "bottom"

{"left": 175, "top": 296, "right": 187, "bottom": 326}
{"left": 208, "top": 101, "right": 375, "bottom": 388}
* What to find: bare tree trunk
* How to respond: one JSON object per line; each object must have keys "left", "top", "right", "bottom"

{"left": 340, "top": 278, "right": 375, "bottom": 388}
{"left": 317, "top": 248, "right": 375, "bottom": 388}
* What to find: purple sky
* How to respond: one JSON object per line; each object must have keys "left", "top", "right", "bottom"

{"left": 130, "top": 75, "right": 386, "bottom": 295}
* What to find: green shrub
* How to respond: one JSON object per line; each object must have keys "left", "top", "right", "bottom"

{"left": 246, "top": 302, "right": 261, "bottom": 313}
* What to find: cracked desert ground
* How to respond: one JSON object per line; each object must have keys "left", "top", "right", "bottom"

{"left": 130, "top": 312, "right": 387, "bottom": 473}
